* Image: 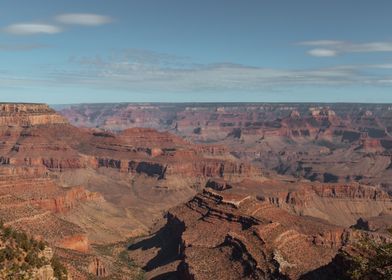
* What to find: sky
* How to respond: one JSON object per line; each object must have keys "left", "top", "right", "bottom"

{"left": 0, "top": 0, "right": 392, "bottom": 104}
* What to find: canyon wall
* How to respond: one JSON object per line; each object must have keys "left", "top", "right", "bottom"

{"left": 0, "top": 103, "right": 68, "bottom": 126}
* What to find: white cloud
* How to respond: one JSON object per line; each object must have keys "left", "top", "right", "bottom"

{"left": 3, "top": 13, "right": 112, "bottom": 36}
{"left": 299, "top": 40, "right": 392, "bottom": 57}
{"left": 4, "top": 23, "right": 61, "bottom": 35}
{"left": 298, "top": 40, "right": 342, "bottom": 46}
{"left": 307, "top": 48, "right": 338, "bottom": 57}
{"left": 55, "top": 13, "right": 112, "bottom": 26}
{"left": 349, "top": 42, "right": 392, "bottom": 52}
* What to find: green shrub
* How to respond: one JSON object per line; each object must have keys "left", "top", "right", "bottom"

{"left": 51, "top": 256, "right": 68, "bottom": 280}
{"left": 0, "top": 249, "right": 6, "bottom": 262}
{"left": 119, "top": 250, "right": 136, "bottom": 268}
{"left": 25, "top": 251, "right": 39, "bottom": 267}
{"left": 38, "top": 241, "right": 46, "bottom": 251}
{"left": 134, "top": 270, "right": 147, "bottom": 280}
{"left": 3, "top": 227, "right": 12, "bottom": 238}
{"left": 0, "top": 226, "right": 67, "bottom": 279}
{"left": 343, "top": 238, "right": 392, "bottom": 280}
{"left": 4, "top": 245, "right": 16, "bottom": 260}
{"left": 20, "top": 238, "right": 32, "bottom": 251}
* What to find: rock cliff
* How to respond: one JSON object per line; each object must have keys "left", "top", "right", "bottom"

{"left": 0, "top": 103, "right": 68, "bottom": 126}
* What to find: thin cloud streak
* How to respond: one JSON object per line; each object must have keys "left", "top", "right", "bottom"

{"left": 3, "top": 13, "right": 112, "bottom": 36}
{"left": 307, "top": 49, "right": 338, "bottom": 57}
{"left": 47, "top": 50, "right": 392, "bottom": 92}
{"left": 55, "top": 14, "right": 112, "bottom": 26}
{"left": 3, "top": 23, "right": 62, "bottom": 35}
{"left": 1, "top": 50, "right": 392, "bottom": 93}
{"left": 299, "top": 40, "right": 392, "bottom": 57}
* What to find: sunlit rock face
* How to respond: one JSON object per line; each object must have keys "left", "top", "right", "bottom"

{"left": 0, "top": 103, "right": 68, "bottom": 126}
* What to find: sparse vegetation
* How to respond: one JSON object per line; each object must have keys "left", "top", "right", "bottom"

{"left": 340, "top": 236, "right": 392, "bottom": 280}
{"left": 118, "top": 249, "right": 136, "bottom": 268}
{"left": 91, "top": 238, "right": 147, "bottom": 280}
{"left": 134, "top": 270, "right": 147, "bottom": 280}
{"left": 51, "top": 256, "right": 68, "bottom": 280}
{"left": 0, "top": 221, "right": 68, "bottom": 279}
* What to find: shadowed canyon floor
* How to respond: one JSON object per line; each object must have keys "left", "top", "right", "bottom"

{"left": 1, "top": 103, "right": 392, "bottom": 279}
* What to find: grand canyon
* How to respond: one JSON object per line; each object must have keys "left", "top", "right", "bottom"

{"left": 2, "top": 1, "right": 391, "bottom": 279}
{"left": 1, "top": 102, "right": 391, "bottom": 279}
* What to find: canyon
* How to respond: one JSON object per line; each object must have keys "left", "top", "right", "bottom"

{"left": 59, "top": 103, "right": 392, "bottom": 191}
{"left": 0, "top": 102, "right": 391, "bottom": 279}
{"left": 0, "top": 103, "right": 260, "bottom": 279}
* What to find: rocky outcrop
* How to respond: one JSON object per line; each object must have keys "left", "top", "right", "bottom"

{"left": 127, "top": 176, "right": 392, "bottom": 279}
{"left": 33, "top": 265, "right": 56, "bottom": 280}
{"left": 32, "top": 186, "right": 103, "bottom": 213}
{"left": 96, "top": 156, "right": 259, "bottom": 181}
{"left": 0, "top": 103, "right": 68, "bottom": 126}
{"left": 310, "top": 183, "right": 390, "bottom": 200}
{"left": 254, "top": 180, "right": 392, "bottom": 227}
{"left": 131, "top": 189, "right": 351, "bottom": 280}
{"left": 352, "top": 213, "right": 392, "bottom": 234}
{"left": 88, "top": 258, "right": 108, "bottom": 277}
{"left": 57, "top": 234, "right": 89, "bottom": 253}
{"left": 165, "top": 160, "right": 259, "bottom": 180}
{"left": 206, "top": 179, "right": 232, "bottom": 191}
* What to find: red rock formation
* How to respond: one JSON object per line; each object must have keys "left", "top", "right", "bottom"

{"left": 361, "top": 138, "right": 383, "bottom": 151}
{"left": 56, "top": 234, "right": 89, "bottom": 253}
{"left": 310, "top": 183, "right": 390, "bottom": 200}
{"left": 206, "top": 179, "right": 232, "bottom": 191}
{"left": 136, "top": 189, "right": 349, "bottom": 280}
{"left": 238, "top": 179, "right": 392, "bottom": 226}
{"left": 129, "top": 181, "right": 392, "bottom": 279}
{"left": 0, "top": 103, "right": 68, "bottom": 126}
{"left": 88, "top": 258, "right": 108, "bottom": 277}
{"left": 32, "top": 186, "right": 103, "bottom": 213}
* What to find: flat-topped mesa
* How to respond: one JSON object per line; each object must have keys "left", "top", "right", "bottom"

{"left": 0, "top": 103, "right": 68, "bottom": 126}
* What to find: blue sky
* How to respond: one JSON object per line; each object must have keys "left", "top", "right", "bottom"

{"left": 0, "top": 0, "right": 392, "bottom": 103}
